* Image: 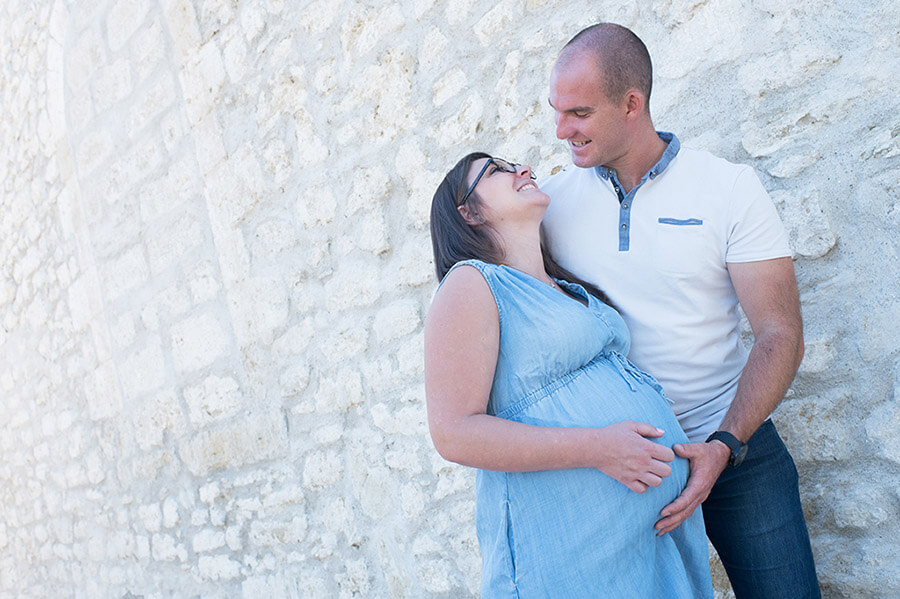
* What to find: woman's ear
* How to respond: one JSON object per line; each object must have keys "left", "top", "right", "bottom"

{"left": 457, "top": 204, "right": 482, "bottom": 226}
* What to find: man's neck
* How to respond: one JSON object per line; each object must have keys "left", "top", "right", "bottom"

{"left": 607, "top": 130, "right": 668, "bottom": 194}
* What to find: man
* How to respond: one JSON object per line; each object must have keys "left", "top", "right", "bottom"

{"left": 540, "top": 23, "right": 820, "bottom": 598}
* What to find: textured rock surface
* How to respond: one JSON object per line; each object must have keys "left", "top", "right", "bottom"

{"left": 0, "top": 1, "right": 897, "bottom": 597}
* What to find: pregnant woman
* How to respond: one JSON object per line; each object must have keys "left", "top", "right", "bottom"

{"left": 424, "top": 152, "right": 713, "bottom": 598}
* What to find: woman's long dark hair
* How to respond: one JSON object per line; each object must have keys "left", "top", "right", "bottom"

{"left": 429, "top": 152, "right": 614, "bottom": 307}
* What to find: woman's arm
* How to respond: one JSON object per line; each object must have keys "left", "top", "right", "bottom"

{"left": 424, "top": 265, "right": 674, "bottom": 493}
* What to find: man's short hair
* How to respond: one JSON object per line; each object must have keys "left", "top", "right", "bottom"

{"left": 559, "top": 23, "right": 653, "bottom": 105}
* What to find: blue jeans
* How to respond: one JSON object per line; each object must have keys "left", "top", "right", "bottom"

{"left": 702, "top": 420, "right": 820, "bottom": 599}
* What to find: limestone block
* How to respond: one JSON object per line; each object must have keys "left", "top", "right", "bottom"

{"left": 314, "top": 370, "right": 362, "bottom": 413}
{"left": 654, "top": 2, "right": 743, "bottom": 78}
{"left": 293, "top": 107, "right": 329, "bottom": 164}
{"left": 296, "top": 182, "right": 336, "bottom": 228}
{"left": 741, "top": 109, "right": 814, "bottom": 158}
{"left": 302, "top": 450, "right": 342, "bottom": 489}
{"left": 865, "top": 370, "right": 900, "bottom": 465}
{"left": 179, "top": 409, "right": 288, "bottom": 476}
{"left": 138, "top": 503, "right": 162, "bottom": 533}
{"left": 832, "top": 486, "right": 891, "bottom": 530}
{"left": 739, "top": 43, "right": 841, "bottom": 98}
{"left": 273, "top": 320, "right": 314, "bottom": 357}
{"left": 67, "top": 271, "right": 103, "bottom": 331}
{"left": 473, "top": 0, "right": 517, "bottom": 46}
{"left": 859, "top": 124, "right": 900, "bottom": 160}
{"left": 370, "top": 402, "right": 427, "bottom": 436}
{"left": 337, "top": 559, "right": 371, "bottom": 596}
{"left": 178, "top": 40, "right": 226, "bottom": 126}
{"left": 239, "top": 3, "right": 265, "bottom": 42}
{"left": 127, "top": 73, "right": 177, "bottom": 139}
{"left": 118, "top": 336, "right": 166, "bottom": 399}
{"left": 347, "top": 48, "right": 415, "bottom": 143}
{"left": 183, "top": 375, "right": 242, "bottom": 427}
{"left": 85, "top": 359, "right": 122, "bottom": 421}
{"left": 225, "top": 526, "right": 242, "bottom": 551}
{"left": 141, "top": 285, "right": 191, "bottom": 331}
{"left": 768, "top": 151, "right": 821, "bottom": 179}
{"left": 385, "top": 441, "right": 423, "bottom": 475}
{"left": 418, "top": 558, "right": 452, "bottom": 593}
{"left": 396, "top": 331, "right": 425, "bottom": 376}
{"left": 100, "top": 244, "right": 150, "bottom": 301}
{"left": 859, "top": 302, "right": 900, "bottom": 363}
{"left": 249, "top": 515, "right": 308, "bottom": 548}
{"left": 775, "top": 393, "right": 854, "bottom": 462}
{"left": 162, "top": 496, "right": 179, "bottom": 528}
{"left": 419, "top": 27, "right": 448, "bottom": 72}
{"left": 110, "top": 313, "right": 137, "bottom": 349}
{"left": 373, "top": 299, "right": 420, "bottom": 343}
{"left": 312, "top": 57, "right": 337, "bottom": 95}
{"left": 75, "top": 128, "right": 113, "bottom": 176}
{"left": 137, "top": 155, "right": 198, "bottom": 221}
{"left": 107, "top": 0, "right": 153, "bottom": 51}
{"left": 346, "top": 167, "right": 390, "bottom": 217}
{"left": 311, "top": 421, "right": 343, "bottom": 444}
{"left": 192, "top": 528, "right": 225, "bottom": 553}
{"left": 199, "top": 482, "right": 221, "bottom": 505}
{"left": 66, "top": 28, "right": 103, "bottom": 92}
{"left": 151, "top": 533, "right": 187, "bottom": 562}
{"left": 443, "top": 0, "right": 477, "bottom": 26}
{"left": 185, "top": 260, "right": 221, "bottom": 304}
{"left": 205, "top": 143, "right": 264, "bottom": 226}
{"left": 324, "top": 259, "right": 380, "bottom": 312}
{"left": 340, "top": 4, "right": 404, "bottom": 56}
{"left": 132, "top": 18, "right": 167, "bottom": 83}
{"left": 797, "top": 337, "right": 837, "bottom": 375}
{"left": 227, "top": 276, "right": 289, "bottom": 345}
{"left": 297, "top": 0, "right": 340, "bottom": 34}
{"left": 433, "top": 67, "right": 466, "bottom": 107}
{"left": 169, "top": 312, "right": 228, "bottom": 373}
{"left": 770, "top": 191, "right": 836, "bottom": 259}
{"left": 400, "top": 482, "right": 425, "bottom": 519}
{"left": 92, "top": 57, "right": 133, "bottom": 111}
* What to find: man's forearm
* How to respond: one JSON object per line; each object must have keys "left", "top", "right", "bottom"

{"left": 717, "top": 327, "right": 804, "bottom": 442}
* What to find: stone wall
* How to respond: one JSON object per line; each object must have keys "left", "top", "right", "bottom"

{"left": 1, "top": 0, "right": 897, "bottom": 597}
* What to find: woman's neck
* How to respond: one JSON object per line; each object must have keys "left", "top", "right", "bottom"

{"left": 498, "top": 227, "right": 552, "bottom": 284}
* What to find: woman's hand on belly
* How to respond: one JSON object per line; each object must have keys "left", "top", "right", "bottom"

{"left": 586, "top": 421, "right": 675, "bottom": 493}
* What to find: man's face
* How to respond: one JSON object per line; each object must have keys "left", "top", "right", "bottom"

{"left": 549, "top": 54, "right": 627, "bottom": 169}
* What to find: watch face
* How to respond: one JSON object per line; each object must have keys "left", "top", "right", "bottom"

{"left": 732, "top": 444, "right": 749, "bottom": 466}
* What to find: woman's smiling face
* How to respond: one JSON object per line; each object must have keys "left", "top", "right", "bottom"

{"left": 461, "top": 157, "right": 549, "bottom": 227}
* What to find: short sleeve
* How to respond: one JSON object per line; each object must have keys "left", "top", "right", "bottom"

{"left": 725, "top": 166, "right": 791, "bottom": 263}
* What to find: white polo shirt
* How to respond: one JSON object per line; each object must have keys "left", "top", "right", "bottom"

{"left": 540, "top": 135, "right": 791, "bottom": 442}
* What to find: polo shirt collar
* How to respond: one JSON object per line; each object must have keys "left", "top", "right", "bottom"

{"left": 595, "top": 131, "right": 680, "bottom": 182}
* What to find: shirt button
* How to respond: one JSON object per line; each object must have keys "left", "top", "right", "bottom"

{"left": 621, "top": 223, "right": 627, "bottom": 230}
{"left": 622, "top": 203, "right": 629, "bottom": 209}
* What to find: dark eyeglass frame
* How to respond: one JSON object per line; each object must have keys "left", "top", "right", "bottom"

{"left": 459, "top": 157, "right": 533, "bottom": 206}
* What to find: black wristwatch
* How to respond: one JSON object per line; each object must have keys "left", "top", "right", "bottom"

{"left": 706, "top": 431, "right": 748, "bottom": 468}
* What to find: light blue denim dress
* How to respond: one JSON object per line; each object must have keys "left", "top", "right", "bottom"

{"left": 448, "top": 260, "right": 713, "bottom": 599}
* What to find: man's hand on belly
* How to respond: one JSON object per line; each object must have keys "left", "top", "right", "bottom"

{"left": 654, "top": 441, "right": 730, "bottom": 535}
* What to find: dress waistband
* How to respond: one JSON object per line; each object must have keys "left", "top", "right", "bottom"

{"left": 494, "top": 351, "right": 672, "bottom": 420}
{"left": 605, "top": 352, "right": 673, "bottom": 404}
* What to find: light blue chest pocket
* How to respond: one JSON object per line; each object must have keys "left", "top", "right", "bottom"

{"left": 654, "top": 217, "right": 707, "bottom": 275}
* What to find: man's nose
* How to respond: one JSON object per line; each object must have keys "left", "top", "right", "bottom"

{"left": 555, "top": 113, "right": 570, "bottom": 140}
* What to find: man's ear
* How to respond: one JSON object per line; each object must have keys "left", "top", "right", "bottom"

{"left": 457, "top": 204, "right": 482, "bottom": 225}
{"left": 623, "top": 89, "right": 645, "bottom": 119}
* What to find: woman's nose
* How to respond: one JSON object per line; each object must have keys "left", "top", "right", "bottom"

{"left": 517, "top": 164, "right": 536, "bottom": 180}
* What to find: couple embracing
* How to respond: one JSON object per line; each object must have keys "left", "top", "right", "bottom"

{"left": 424, "top": 23, "right": 820, "bottom": 599}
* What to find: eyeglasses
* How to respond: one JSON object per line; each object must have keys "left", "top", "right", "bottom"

{"left": 459, "top": 157, "right": 534, "bottom": 205}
